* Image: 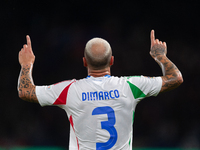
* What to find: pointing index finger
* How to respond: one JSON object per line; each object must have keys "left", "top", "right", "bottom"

{"left": 151, "top": 30, "right": 155, "bottom": 47}
{"left": 26, "top": 35, "right": 31, "bottom": 47}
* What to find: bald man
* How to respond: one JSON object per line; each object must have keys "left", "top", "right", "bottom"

{"left": 18, "top": 30, "right": 183, "bottom": 150}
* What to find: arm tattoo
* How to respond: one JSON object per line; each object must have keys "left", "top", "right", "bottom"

{"left": 151, "top": 45, "right": 183, "bottom": 93}
{"left": 151, "top": 44, "right": 166, "bottom": 58}
{"left": 18, "top": 64, "right": 38, "bottom": 103}
{"left": 159, "top": 56, "right": 182, "bottom": 92}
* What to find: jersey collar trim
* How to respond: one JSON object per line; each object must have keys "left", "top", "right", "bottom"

{"left": 86, "top": 75, "right": 111, "bottom": 79}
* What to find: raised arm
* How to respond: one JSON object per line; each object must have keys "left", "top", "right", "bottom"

{"left": 18, "top": 35, "right": 38, "bottom": 103}
{"left": 150, "top": 30, "right": 183, "bottom": 93}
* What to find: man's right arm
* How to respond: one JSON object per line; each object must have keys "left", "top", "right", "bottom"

{"left": 150, "top": 30, "right": 183, "bottom": 93}
{"left": 18, "top": 35, "right": 38, "bottom": 103}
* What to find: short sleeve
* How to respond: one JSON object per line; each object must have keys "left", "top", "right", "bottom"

{"left": 36, "top": 80, "right": 75, "bottom": 107}
{"left": 125, "top": 76, "right": 162, "bottom": 99}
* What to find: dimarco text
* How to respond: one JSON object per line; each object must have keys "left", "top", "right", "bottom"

{"left": 82, "top": 90, "right": 120, "bottom": 101}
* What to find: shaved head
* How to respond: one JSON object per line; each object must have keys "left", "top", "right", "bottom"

{"left": 84, "top": 38, "right": 112, "bottom": 70}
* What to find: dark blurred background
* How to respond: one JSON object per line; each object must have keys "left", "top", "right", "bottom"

{"left": 1, "top": 0, "right": 200, "bottom": 149}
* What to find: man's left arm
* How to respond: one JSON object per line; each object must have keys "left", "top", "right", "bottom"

{"left": 18, "top": 35, "right": 38, "bottom": 103}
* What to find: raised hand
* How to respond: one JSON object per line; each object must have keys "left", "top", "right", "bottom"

{"left": 149, "top": 30, "right": 183, "bottom": 93}
{"left": 19, "top": 35, "right": 35, "bottom": 66}
{"left": 150, "top": 30, "right": 167, "bottom": 60}
{"left": 18, "top": 35, "right": 38, "bottom": 103}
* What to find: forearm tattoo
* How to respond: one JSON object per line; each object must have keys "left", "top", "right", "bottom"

{"left": 159, "top": 56, "right": 182, "bottom": 92}
{"left": 151, "top": 45, "right": 183, "bottom": 93}
{"left": 18, "top": 64, "right": 38, "bottom": 103}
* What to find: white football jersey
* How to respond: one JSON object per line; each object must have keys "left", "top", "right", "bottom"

{"left": 36, "top": 75, "right": 162, "bottom": 150}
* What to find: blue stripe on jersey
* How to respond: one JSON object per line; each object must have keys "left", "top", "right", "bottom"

{"left": 86, "top": 76, "right": 91, "bottom": 79}
{"left": 86, "top": 75, "right": 111, "bottom": 79}
{"left": 104, "top": 75, "right": 111, "bottom": 78}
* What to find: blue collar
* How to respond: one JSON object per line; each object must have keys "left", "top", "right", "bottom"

{"left": 86, "top": 75, "right": 111, "bottom": 79}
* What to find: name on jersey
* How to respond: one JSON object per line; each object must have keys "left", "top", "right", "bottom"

{"left": 82, "top": 90, "right": 120, "bottom": 101}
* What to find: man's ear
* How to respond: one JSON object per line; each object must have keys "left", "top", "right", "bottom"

{"left": 83, "top": 57, "right": 88, "bottom": 67}
{"left": 110, "top": 56, "right": 114, "bottom": 66}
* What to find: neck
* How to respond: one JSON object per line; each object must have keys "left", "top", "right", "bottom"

{"left": 87, "top": 67, "right": 111, "bottom": 77}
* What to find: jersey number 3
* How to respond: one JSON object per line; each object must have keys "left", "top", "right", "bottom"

{"left": 92, "top": 106, "right": 118, "bottom": 150}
